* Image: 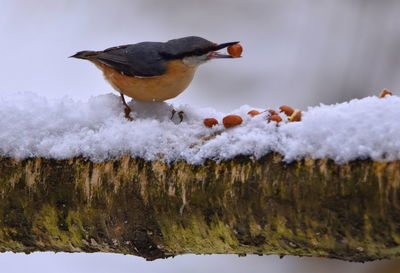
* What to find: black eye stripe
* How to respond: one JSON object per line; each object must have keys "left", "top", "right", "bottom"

{"left": 160, "top": 45, "right": 216, "bottom": 59}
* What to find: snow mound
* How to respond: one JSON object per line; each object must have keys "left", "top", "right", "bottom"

{"left": 0, "top": 92, "right": 399, "bottom": 164}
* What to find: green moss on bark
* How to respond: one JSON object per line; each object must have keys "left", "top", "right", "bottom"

{"left": 0, "top": 155, "right": 399, "bottom": 261}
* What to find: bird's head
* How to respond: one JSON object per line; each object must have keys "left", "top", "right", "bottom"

{"left": 162, "top": 36, "right": 240, "bottom": 67}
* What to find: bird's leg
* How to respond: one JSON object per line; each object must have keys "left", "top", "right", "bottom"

{"left": 120, "top": 93, "right": 133, "bottom": 121}
{"left": 178, "top": 111, "right": 184, "bottom": 123}
{"left": 170, "top": 109, "right": 176, "bottom": 119}
{"left": 170, "top": 109, "right": 184, "bottom": 123}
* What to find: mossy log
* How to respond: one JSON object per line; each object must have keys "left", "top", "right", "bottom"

{"left": 0, "top": 154, "right": 399, "bottom": 262}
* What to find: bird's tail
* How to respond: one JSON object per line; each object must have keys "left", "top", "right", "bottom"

{"left": 69, "top": 50, "right": 99, "bottom": 60}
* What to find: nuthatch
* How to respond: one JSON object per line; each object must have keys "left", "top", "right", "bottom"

{"left": 71, "top": 36, "right": 240, "bottom": 120}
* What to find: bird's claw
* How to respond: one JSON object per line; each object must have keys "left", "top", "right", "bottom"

{"left": 171, "top": 109, "right": 176, "bottom": 119}
{"left": 120, "top": 93, "right": 133, "bottom": 121}
{"left": 124, "top": 106, "right": 133, "bottom": 121}
{"left": 171, "top": 109, "right": 184, "bottom": 123}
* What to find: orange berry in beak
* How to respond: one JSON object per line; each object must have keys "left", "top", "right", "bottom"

{"left": 227, "top": 44, "right": 243, "bottom": 58}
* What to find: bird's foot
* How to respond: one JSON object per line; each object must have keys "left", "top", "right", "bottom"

{"left": 171, "top": 109, "right": 184, "bottom": 123}
{"left": 124, "top": 105, "right": 133, "bottom": 121}
{"left": 120, "top": 93, "right": 133, "bottom": 121}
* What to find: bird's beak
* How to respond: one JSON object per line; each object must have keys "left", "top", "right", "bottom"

{"left": 215, "top": 41, "right": 240, "bottom": 50}
{"left": 207, "top": 52, "right": 233, "bottom": 59}
{"left": 208, "top": 41, "right": 240, "bottom": 59}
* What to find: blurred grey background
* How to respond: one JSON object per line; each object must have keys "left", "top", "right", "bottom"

{"left": 2, "top": 0, "right": 400, "bottom": 111}
{"left": 1, "top": 0, "right": 400, "bottom": 272}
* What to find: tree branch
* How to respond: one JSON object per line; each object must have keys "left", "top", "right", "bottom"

{"left": 0, "top": 155, "right": 399, "bottom": 261}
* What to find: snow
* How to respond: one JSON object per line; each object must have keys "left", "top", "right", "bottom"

{"left": 0, "top": 92, "right": 399, "bottom": 164}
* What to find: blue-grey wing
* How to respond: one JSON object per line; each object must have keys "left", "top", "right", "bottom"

{"left": 94, "top": 42, "right": 167, "bottom": 77}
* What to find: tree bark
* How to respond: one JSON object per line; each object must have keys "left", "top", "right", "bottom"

{"left": 0, "top": 154, "right": 399, "bottom": 261}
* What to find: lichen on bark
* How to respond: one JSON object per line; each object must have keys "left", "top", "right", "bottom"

{"left": 0, "top": 154, "right": 399, "bottom": 261}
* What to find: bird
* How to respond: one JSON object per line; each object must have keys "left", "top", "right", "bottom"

{"left": 70, "top": 36, "right": 240, "bottom": 121}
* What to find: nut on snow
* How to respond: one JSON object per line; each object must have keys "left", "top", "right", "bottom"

{"left": 265, "top": 109, "right": 278, "bottom": 116}
{"left": 227, "top": 44, "right": 243, "bottom": 58}
{"left": 223, "top": 115, "right": 243, "bottom": 128}
{"left": 379, "top": 89, "right": 393, "bottom": 98}
{"left": 203, "top": 118, "right": 218, "bottom": 128}
{"left": 288, "top": 110, "right": 302, "bottom": 122}
{"left": 247, "top": 110, "right": 261, "bottom": 117}
{"left": 268, "top": 114, "right": 282, "bottom": 123}
{"left": 279, "top": 105, "right": 294, "bottom": 116}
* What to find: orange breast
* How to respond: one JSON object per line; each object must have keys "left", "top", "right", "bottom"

{"left": 93, "top": 60, "right": 197, "bottom": 102}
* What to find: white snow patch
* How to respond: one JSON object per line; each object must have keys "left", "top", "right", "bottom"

{"left": 0, "top": 92, "right": 399, "bottom": 164}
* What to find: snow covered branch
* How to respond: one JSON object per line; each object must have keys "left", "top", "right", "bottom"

{"left": 0, "top": 92, "right": 399, "bottom": 261}
{"left": 1, "top": 92, "right": 399, "bottom": 163}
